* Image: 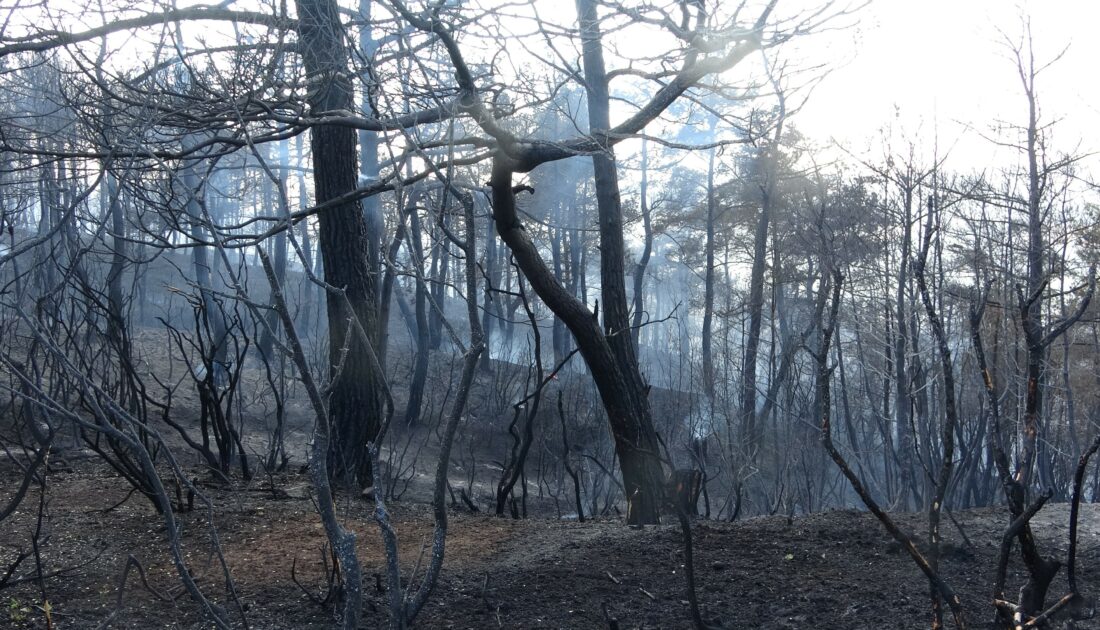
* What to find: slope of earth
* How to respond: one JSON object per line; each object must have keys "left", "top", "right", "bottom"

{"left": 1, "top": 459, "right": 1098, "bottom": 629}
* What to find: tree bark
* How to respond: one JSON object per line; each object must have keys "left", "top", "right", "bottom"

{"left": 893, "top": 180, "right": 918, "bottom": 510}
{"left": 741, "top": 108, "right": 783, "bottom": 454}
{"left": 392, "top": 0, "right": 772, "bottom": 524}
{"left": 631, "top": 137, "right": 653, "bottom": 353}
{"left": 572, "top": 0, "right": 666, "bottom": 523}
{"left": 258, "top": 141, "right": 290, "bottom": 360}
{"left": 296, "top": 0, "right": 382, "bottom": 488}
{"left": 491, "top": 157, "right": 665, "bottom": 525}
{"left": 405, "top": 205, "right": 429, "bottom": 426}
{"left": 181, "top": 162, "right": 230, "bottom": 379}
{"left": 701, "top": 137, "right": 716, "bottom": 400}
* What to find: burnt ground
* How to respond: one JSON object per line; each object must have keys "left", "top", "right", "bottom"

{"left": 2, "top": 458, "right": 1099, "bottom": 629}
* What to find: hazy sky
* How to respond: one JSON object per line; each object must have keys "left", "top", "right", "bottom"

{"left": 21, "top": 0, "right": 1096, "bottom": 175}
{"left": 797, "top": 0, "right": 1100, "bottom": 171}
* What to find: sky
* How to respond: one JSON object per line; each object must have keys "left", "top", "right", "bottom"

{"left": 795, "top": 0, "right": 1100, "bottom": 172}
{"left": 11, "top": 0, "right": 1096, "bottom": 178}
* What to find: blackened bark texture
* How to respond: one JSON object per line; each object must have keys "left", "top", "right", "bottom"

{"left": 968, "top": 128, "right": 1095, "bottom": 625}
{"left": 296, "top": 0, "right": 382, "bottom": 488}
{"left": 1006, "top": 48, "right": 1062, "bottom": 620}
{"left": 573, "top": 0, "right": 665, "bottom": 524}
{"left": 970, "top": 291, "right": 1045, "bottom": 627}
{"left": 1019, "top": 55, "right": 1044, "bottom": 496}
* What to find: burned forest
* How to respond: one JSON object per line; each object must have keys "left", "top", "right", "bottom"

{"left": 2, "top": 1, "right": 1100, "bottom": 628}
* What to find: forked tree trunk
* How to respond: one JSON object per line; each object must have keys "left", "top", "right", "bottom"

{"left": 394, "top": 0, "right": 770, "bottom": 525}
{"left": 490, "top": 157, "right": 666, "bottom": 524}
{"left": 573, "top": 0, "right": 666, "bottom": 523}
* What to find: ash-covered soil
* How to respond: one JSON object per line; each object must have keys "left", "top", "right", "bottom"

{"left": 2, "top": 458, "right": 1098, "bottom": 629}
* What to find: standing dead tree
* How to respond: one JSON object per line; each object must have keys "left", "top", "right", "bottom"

{"left": 392, "top": 0, "right": 852, "bottom": 524}
{"left": 258, "top": 245, "right": 364, "bottom": 629}
{"left": 974, "top": 23, "right": 1098, "bottom": 626}
{"left": 914, "top": 194, "right": 962, "bottom": 630}
{"left": 816, "top": 267, "right": 967, "bottom": 629}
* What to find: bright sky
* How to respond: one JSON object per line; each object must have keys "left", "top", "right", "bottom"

{"left": 12, "top": 0, "right": 1095, "bottom": 178}
{"left": 796, "top": 0, "right": 1100, "bottom": 172}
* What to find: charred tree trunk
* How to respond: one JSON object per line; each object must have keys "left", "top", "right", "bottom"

{"left": 393, "top": 0, "right": 770, "bottom": 526}
{"left": 894, "top": 181, "right": 918, "bottom": 510}
{"left": 405, "top": 206, "right": 430, "bottom": 426}
{"left": 701, "top": 137, "right": 716, "bottom": 400}
{"left": 427, "top": 212, "right": 448, "bottom": 350}
{"left": 181, "top": 163, "right": 229, "bottom": 377}
{"left": 296, "top": 0, "right": 382, "bottom": 489}
{"left": 572, "top": 0, "right": 666, "bottom": 523}
{"left": 492, "top": 156, "right": 666, "bottom": 524}
{"left": 630, "top": 137, "right": 653, "bottom": 353}
{"left": 741, "top": 102, "right": 784, "bottom": 455}
{"left": 259, "top": 142, "right": 290, "bottom": 361}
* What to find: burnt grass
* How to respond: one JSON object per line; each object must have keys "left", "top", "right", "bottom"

{"left": 2, "top": 457, "right": 1099, "bottom": 629}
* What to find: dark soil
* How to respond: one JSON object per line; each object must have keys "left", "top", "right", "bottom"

{"left": 2, "top": 457, "right": 1098, "bottom": 629}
